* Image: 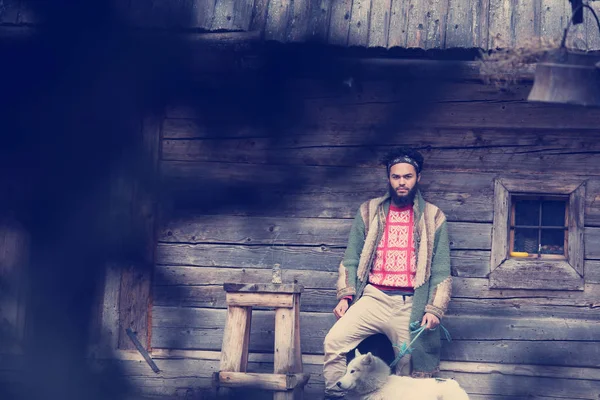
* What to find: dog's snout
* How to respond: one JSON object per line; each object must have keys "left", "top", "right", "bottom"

{"left": 336, "top": 381, "right": 342, "bottom": 388}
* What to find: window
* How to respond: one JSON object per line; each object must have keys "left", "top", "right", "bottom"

{"left": 490, "top": 178, "right": 586, "bottom": 291}
{"left": 510, "top": 196, "right": 568, "bottom": 259}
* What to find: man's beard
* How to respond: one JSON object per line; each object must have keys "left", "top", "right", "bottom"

{"left": 389, "top": 182, "right": 418, "bottom": 207}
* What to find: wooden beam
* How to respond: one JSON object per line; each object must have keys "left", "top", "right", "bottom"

{"left": 224, "top": 283, "right": 304, "bottom": 294}
{"left": 226, "top": 292, "right": 295, "bottom": 308}
{"left": 216, "top": 371, "right": 310, "bottom": 390}
{"left": 220, "top": 306, "right": 252, "bottom": 372}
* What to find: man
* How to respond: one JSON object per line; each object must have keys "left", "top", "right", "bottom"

{"left": 323, "top": 147, "right": 453, "bottom": 399}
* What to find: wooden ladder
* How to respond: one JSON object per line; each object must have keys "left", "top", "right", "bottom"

{"left": 215, "top": 283, "right": 311, "bottom": 400}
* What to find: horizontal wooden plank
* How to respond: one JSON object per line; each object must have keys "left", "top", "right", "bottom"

{"left": 442, "top": 340, "right": 600, "bottom": 368}
{"left": 158, "top": 215, "right": 492, "bottom": 249}
{"left": 163, "top": 80, "right": 538, "bottom": 121}
{"left": 149, "top": 349, "right": 600, "bottom": 382}
{"left": 155, "top": 246, "right": 489, "bottom": 276}
{"left": 162, "top": 139, "right": 600, "bottom": 177}
{"left": 443, "top": 315, "right": 600, "bottom": 341}
{"left": 151, "top": 306, "right": 600, "bottom": 362}
{"left": 585, "top": 227, "right": 600, "bottom": 259}
{"left": 451, "top": 250, "right": 490, "bottom": 278}
{"left": 439, "top": 369, "right": 600, "bottom": 400}
{"left": 160, "top": 159, "right": 600, "bottom": 224}
{"left": 151, "top": 307, "right": 336, "bottom": 354}
{"left": 154, "top": 267, "right": 600, "bottom": 310}
{"left": 153, "top": 283, "right": 600, "bottom": 317}
{"left": 278, "top": 78, "right": 533, "bottom": 104}
{"left": 490, "top": 259, "right": 584, "bottom": 291}
{"left": 7, "top": 350, "right": 600, "bottom": 400}
{"left": 300, "top": 95, "right": 600, "bottom": 131}
{"left": 453, "top": 277, "right": 600, "bottom": 304}
{"left": 155, "top": 243, "right": 345, "bottom": 272}
{"left": 224, "top": 283, "right": 303, "bottom": 294}
{"left": 161, "top": 163, "right": 497, "bottom": 221}
{"left": 153, "top": 285, "right": 332, "bottom": 312}
{"left": 585, "top": 260, "right": 600, "bottom": 283}
{"left": 217, "top": 371, "right": 310, "bottom": 390}
{"left": 93, "top": 356, "right": 326, "bottom": 397}
{"left": 226, "top": 292, "right": 294, "bottom": 308}
{"left": 154, "top": 251, "right": 489, "bottom": 286}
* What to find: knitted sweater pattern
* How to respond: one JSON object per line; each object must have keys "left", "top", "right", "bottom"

{"left": 335, "top": 190, "right": 452, "bottom": 374}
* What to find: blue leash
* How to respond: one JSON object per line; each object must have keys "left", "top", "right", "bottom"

{"left": 389, "top": 321, "right": 452, "bottom": 369}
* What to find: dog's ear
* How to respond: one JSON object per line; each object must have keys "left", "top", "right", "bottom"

{"left": 362, "top": 352, "right": 373, "bottom": 365}
{"left": 354, "top": 348, "right": 362, "bottom": 358}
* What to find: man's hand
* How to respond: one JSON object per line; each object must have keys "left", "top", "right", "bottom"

{"left": 421, "top": 313, "right": 440, "bottom": 330}
{"left": 333, "top": 299, "right": 350, "bottom": 319}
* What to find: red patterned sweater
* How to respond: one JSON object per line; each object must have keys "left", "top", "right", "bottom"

{"left": 367, "top": 203, "right": 416, "bottom": 292}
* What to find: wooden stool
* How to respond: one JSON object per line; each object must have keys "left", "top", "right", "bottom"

{"left": 215, "top": 283, "right": 310, "bottom": 400}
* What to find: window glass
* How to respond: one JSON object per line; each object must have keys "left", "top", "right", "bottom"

{"left": 542, "top": 200, "right": 566, "bottom": 227}
{"left": 514, "top": 199, "right": 540, "bottom": 226}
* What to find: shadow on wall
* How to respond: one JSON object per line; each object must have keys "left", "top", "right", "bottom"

{"left": 0, "top": 1, "right": 469, "bottom": 400}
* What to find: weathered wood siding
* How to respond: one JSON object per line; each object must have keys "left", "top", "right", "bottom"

{"left": 147, "top": 74, "right": 600, "bottom": 399}
{"left": 2, "top": 0, "right": 600, "bottom": 50}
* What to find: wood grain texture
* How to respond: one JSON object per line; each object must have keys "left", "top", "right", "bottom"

{"left": 585, "top": 227, "right": 600, "bottom": 259}
{"left": 348, "top": 0, "right": 372, "bottom": 46}
{"left": 219, "top": 306, "right": 252, "bottom": 372}
{"left": 151, "top": 305, "right": 600, "bottom": 367}
{"left": 569, "top": 182, "right": 586, "bottom": 276}
{"left": 116, "top": 115, "right": 161, "bottom": 351}
{"left": 439, "top": 369, "right": 600, "bottom": 399}
{"left": 158, "top": 214, "right": 492, "bottom": 250}
{"left": 585, "top": 260, "right": 600, "bottom": 283}
{"left": 513, "top": 0, "right": 541, "bottom": 46}
{"left": 441, "top": 340, "right": 600, "bottom": 368}
{"left": 265, "top": 0, "right": 292, "bottom": 41}
{"left": 328, "top": 0, "right": 352, "bottom": 46}
{"left": 218, "top": 371, "right": 310, "bottom": 390}
{"left": 541, "top": 0, "right": 568, "bottom": 43}
{"left": 307, "top": 0, "right": 333, "bottom": 42}
{"left": 226, "top": 292, "right": 295, "bottom": 308}
{"left": 473, "top": 0, "right": 490, "bottom": 49}
{"left": 490, "top": 179, "right": 508, "bottom": 273}
{"left": 586, "top": 1, "right": 600, "bottom": 51}
{"left": 154, "top": 244, "right": 346, "bottom": 272}
{"left": 488, "top": 0, "right": 513, "bottom": 48}
{"left": 89, "top": 354, "right": 600, "bottom": 399}
{"left": 154, "top": 249, "right": 489, "bottom": 278}
{"left": 250, "top": 0, "right": 270, "bottom": 31}
{"left": 92, "top": 263, "right": 122, "bottom": 355}
{"left": 160, "top": 162, "right": 499, "bottom": 221}
{"left": 446, "top": 0, "right": 474, "bottom": 48}
{"left": 387, "top": 0, "right": 409, "bottom": 47}
{"left": 152, "top": 271, "right": 600, "bottom": 312}
{"left": 212, "top": 0, "right": 237, "bottom": 30}
{"left": 288, "top": 0, "right": 311, "bottom": 42}
{"left": 368, "top": 0, "right": 392, "bottom": 47}
{"left": 405, "top": 0, "right": 449, "bottom": 49}
{"left": 224, "top": 283, "right": 303, "bottom": 293}
{"left": 489, "top": 259, "right": 584, "bottom": 291}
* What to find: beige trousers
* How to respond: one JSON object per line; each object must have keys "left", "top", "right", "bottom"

{"left": 323, "top": 284, "right": 413, "bottom": 397}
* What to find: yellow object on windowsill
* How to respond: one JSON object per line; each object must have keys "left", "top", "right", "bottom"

{"left": 510, "top": 251, "right": 529, "bottom": 257}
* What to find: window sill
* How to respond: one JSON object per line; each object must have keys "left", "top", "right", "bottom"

{"left": 489, "top": 259, "right": 584, "bottom": 291}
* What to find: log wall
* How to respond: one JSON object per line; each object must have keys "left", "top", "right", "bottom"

{"left": 146, "top": 74, "right": 600, "bottom": 399}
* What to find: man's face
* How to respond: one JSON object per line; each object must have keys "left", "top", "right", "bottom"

{"left": 388, "top": 163, "right": 420, "bottom": 204}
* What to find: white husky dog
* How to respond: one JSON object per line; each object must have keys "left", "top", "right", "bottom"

{"left": 336, "top": 349, "right": 469, "bottom": 400}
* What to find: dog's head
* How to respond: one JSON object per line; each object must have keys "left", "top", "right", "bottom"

{"left": 337, "top": 349, "right": 390, "bottom": 392}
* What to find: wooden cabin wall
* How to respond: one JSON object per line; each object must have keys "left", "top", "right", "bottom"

{"left": 144, "top": 74, "right": 600, "bottom": 399}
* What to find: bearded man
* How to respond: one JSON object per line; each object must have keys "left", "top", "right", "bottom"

{"left": 322, "top": 147, "right": 453, "bottom": 399}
